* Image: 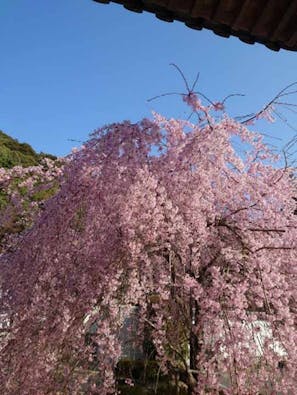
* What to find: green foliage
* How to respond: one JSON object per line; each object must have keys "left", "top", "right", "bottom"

{"left": 0, "top": 133, "right": 61, "bottom": 252}
{"left": 71, "top": 205, "right": 87, "bottom": 233}
{"left": 0, "top": 190, "right": 9, "bottom": 210}
{"left": 31, "top": 183, "right": 59, "bottom": 202}
{"left": 0, "top": 130, "right": 56, "bottom": 168}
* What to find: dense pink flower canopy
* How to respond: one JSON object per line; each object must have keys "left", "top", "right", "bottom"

{"left": 0, "top": 95, "right": 297, "bottom": 394}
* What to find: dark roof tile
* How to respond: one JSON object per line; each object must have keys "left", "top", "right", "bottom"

{"left": 93, "top": 0, "right": 297, "bottom": 51}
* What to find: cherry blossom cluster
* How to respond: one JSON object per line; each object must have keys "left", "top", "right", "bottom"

{"left": 0, "top": 95, "right": 296, "bottom": 394}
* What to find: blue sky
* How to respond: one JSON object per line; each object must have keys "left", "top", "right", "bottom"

{"left": 1, "top": 0, "right": 297, "bottom": 157}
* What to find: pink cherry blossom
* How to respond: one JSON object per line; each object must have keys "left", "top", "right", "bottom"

{"left": 0, "top": 95, "right": 296, "bottom": 394}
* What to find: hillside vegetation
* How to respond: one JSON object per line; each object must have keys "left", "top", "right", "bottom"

{"left": 0, "top": 131, "right": 61, "bottom": 252}
{"left": 0, "top": 130, "right": 56, "bottom": 168}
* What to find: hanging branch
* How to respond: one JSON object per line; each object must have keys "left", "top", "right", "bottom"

{"left": 238, "top": 82, "right": 297, "bottom": 125}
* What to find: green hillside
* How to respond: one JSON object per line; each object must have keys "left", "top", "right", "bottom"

{"left": 0, "top": 130, "right": 56, "bottom": 168}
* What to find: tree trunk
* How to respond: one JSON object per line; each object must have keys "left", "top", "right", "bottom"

{"left": 188, "top": 291, "right": 200, "bottom": 395}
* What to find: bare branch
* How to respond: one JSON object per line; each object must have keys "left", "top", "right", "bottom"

{"left": 239, "top": 82, "right": 297, "bottom": 125}
{"left": 170, "top": 63, "right": 191, "bottom": 93}
{"left": 147, "top": 91, "right": 184, "bottom": 102}
{"left": 191, "top": 71, "right": 200, "bottom": 92}
{"left": 247, "top": 228, "right": 286, "bottom": 233}
{"left": 222, "top": 93, "right": 245, "bottom": 104}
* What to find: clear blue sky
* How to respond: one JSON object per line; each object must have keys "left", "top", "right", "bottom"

{"left": 1, "top": 0, "right": 297, "bottom": 157}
